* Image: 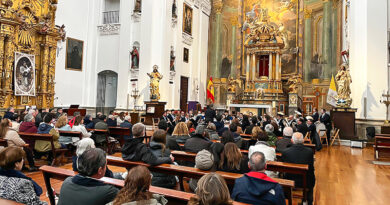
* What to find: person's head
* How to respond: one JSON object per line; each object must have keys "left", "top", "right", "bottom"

{"left": 195, "top": 124, "right": 207, "bottom": 137}
{"left": 24, "top": 114, "right": 35, "bottom": 123}
{"left": 288, "top": 115, "right": 294, "bottom": 121}
{"left": 74, "top": 115, "right": 84, "bottom": 126}
{"left": 76, "top": 138, "right": 96, "bottom": 156}
{"left": 229, "top": 123, "right": 237, "bottom": 133}
{"left": 307, "top": 119, "right": 313, "bottom": 125}
{"left": 43, "top": 113, "right": 55, "bottom": 124}
{"left": 152, "top": 129, "right": 167, "bottom": 153}
{"left": 313, "top": 108, "right": 317, "bottom": 113}
{"left": 297, "top": 118, "right": 304, "bottom": 125}
{"left": 112, "top": 166, "right": 153, "bottom": 205}
{"left": 283, "top": 127, "right": 293, "bottom": 138}
{"left": 99, "top": 114, "right": 107, "bottom": 122}
{"left": 57, "top": 108, "right": 63, "bottom": 114}
{"left": 158, "top": 120, "right": 168, "bottom": 131}
{"left": 216, "top": 114, "right": 222, "bottom": 122}
{"left": 249, "top": 112, "right": 253, "bottom": 117}
{"left": 221, "top": 130, "right": 235, "bottom": 144}
{"left": 119, "top": 112, "right": 125, "bottom": 120}
{"left": 264, "top": 124, "right": 274, "bottom": 133}
{"left": 181, "top": 111, "right": 185, "bottom": 116}
{"left": 124, "top": 115, "right": 131, "bottom": 122}
{"left": 264, "top": 114, "right": 271, "bottom": 121}
{"left": 242, "top": 115, "right": 249, "bottom": 123}
{"left": 55, "top": 115, "right": 68, "bottom": 128}
{"left": 256, "top": 131, "right": 269, "bottom": 142}
{"left": 77, "top": 148, "right": 107, "bottom": 179}
{"left": 11, "top": 113, "right": 20, "bottom": 122}
{"left": 172, "top": 122, "right": 189, "bottom": 136}
{"left": 187, "top": 120, "right": 194, "bottom": 130}
{"left": 96, "top": 112, "right": 102, "bottom": 118}
{"left": 0, "top": 119, "right": 11, "bottom": 138}
{"left": 207, "top": 123, "right": 216, "bottom": 131}
{"left": 251, "top": 117, "right": 258, "bottom": 125}
{"left": 248, "top": 152, "right": 266, "bottom": 172}
{"left": 292, "top": 132, "right": 304, "bottom": 144}
{"left": 195, "top": 149, "right": 214, "bottom": 170}
{"left": 7, "top": 107, "right": 14, "bottom": 113}
{"left": 163, "top": 111, "right": 167, "bottom": 117}
{"left": 219, "top": 142, "right": 242, "bottom": 170}
{"left": 189, "top": 173, "right": 232, "bottom": 205}
{"left": 132, "top": 123, "right": 145, "bottom": 138}
{"left": 0, "top": 147, "right": 25, "bottom": 171}
{"left": 251, "top": 126, "right": 262, "bottom": 140}
{"left": 321, "top": 108, "right": 326, "bottom": 114}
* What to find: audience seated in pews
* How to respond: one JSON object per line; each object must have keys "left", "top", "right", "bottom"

{"left": 116, "top": 112, "right": 125, "bottom": 126}
{"left": 107, "top": 115, "right": 117, "bottom": 127}
{"left": 92, "top": 112, "right": 103, "bottom": 125}
{"left": 83, "top": 115, "right": 95, "bottom": 129}
{"left": 119, "top": 115, "right": 133, "bottom": 140}
{"left": 159, "top": 120, "right": 180, "bottom": 151}
{"left": 248, "top": 132, "right": 277, "bottom": 178}
{"left": 94, "top": 115, "right": 109, "bottom": 144}
{"left": 0, "top": 118, "right": 38, "bottom": 171}
{"left": 209, "top": 142, "right": 224, "bottom": 167}
{"left": 19, "top": 114, "right": 38, "bottom": 133}
{"left": 188, "top": 173, "right": 233, "bottom": 205}
{"left": 218, "top": 143, "right": 250, "bottom": 174}
{"left": 214, "top": 114, "right": 225, "bottom": 134}
{"left": 281, "top": 132, "right": 315, "bottom": 205}
{"left": 58, "top": 148, "right": 119, "bottom": 205}
{"left": 149, "top": 129, "right": 177, "bottom": 189}
{"left": 189, "top": 149, "right": 215, "bottom": 192}
{"left": 110, "top": 166, "right": 168, "bottom": 205}
{"left": 72, "top": 116, "right": 92, "bottom": 139}
{"left": 231, "top": 152, "right": 286, "bottom": 205}
{"left": 248, "top": 126, "right": 262, "bottom": 147}
{"left": 184, "top": 124, "right": 212, "bottom": 153}
{"left": 3, "top": 106, "right": 15, "bottom": 120}
{"left": 244, "top": 117, "right": 258, "bottom": 135}
{"left": 275, "top": 127, "right": 293, "bottom": 153}
{"left": 172, "top": 122, "right": 191, "bottom": 143}
{"left": 122, "top": 123, "right": 174, "bottom": 166}
{"left": 186, "top": 120, "right": 196, "bottom": 134}
{"left": 56, "top": 115, "right": 76, "bottom": 146}
{"left": 264, "top": 124, "right": 278, "bottom": 146}
{"left": 9, "top": 113, "right": 21, "bottom": 132}
{"left": 205, "top": 123, "right": 219, "bottom": 140}
{"left": 0, "top": 147, "right": 44, "bottom": 204}
{"left": 241, "top": 115, "right": 250, "bottom": 134}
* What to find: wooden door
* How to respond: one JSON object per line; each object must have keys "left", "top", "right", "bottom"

{"left": 180, "top": 76, "right": 189, "bottom": 112}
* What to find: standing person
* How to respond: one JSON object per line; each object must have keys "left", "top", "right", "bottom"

{"left": 0, "top": 147, "right": 44, "bottom": 204}
{"left": 58, "top": 148, "right": 119, "bottom": 205}
{"left": 296, "top": 118, "right": 308, "bottom": 138}
{"left": 231, "top": 152, "right": 285, "bottom": 205}
{"left": 188, "top": 173, "right": 233, "bottom": 205}
{"left": 205, "top": 104, "right": 216, "bottom": 123}
{"left": 0, "top": 119, "right": 38, "bottom": 171}
{"left": 282, "top": 132, "right": 315, "bottom": 205}
{"left": 110, "top": 166, "right": 168, "bottom": 205}
{"left": 320, "top": 108, "right": 331, "bottom": 141}
{"left": 312, "top": 108, "right": 319, "bottom": 123}
{"left": 276, "top": 112, "right": 286, "bottom": 135}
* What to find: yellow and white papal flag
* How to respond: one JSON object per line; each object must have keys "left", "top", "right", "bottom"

{"left": 327, "top": 75, "right": 337, "bottom": 107}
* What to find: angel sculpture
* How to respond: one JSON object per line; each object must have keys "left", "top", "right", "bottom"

{"left": 287, "top": 75, "right": 302, "bottom": 93}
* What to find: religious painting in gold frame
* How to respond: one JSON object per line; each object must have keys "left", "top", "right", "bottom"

{"left": 183, "top": 3, "right": 193, "bottom": 35}
{"left": 14, "top": 52, "right": 36, "bottom": 96}
{"left": 66, "top": 37, "right": 84, "bottom": 71}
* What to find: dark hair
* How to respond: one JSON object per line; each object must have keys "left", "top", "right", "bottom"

{"left": 43, "top": 113, "right": 55, "bottom": 123}
{"left": 0, "top": 119, "right": 10, "bottom": 138}
{"left": 242, "top": 115, "right": 249, "bottom": 124}
{"left": 77, "top": 148, "right": 107, "bottom": 177}
{"left": 99, "top": 115, "right": 107, "bottom": 121}
{"left": 251, "top": 117, "right": 258, "bottom": 125}
{"left": 229, "top": 123, "right": 237, "bottom": 133}
{"left": 0, "top": 147, "right": 25, "bottom": 170}
{"left": 216, "top": 115, "right": 222, "bottom": 122}
{"left": 249, "top": 152, "right": 266, "bottom": 171}
{"left": 152, "top": 129, "right": 167, "bottom": 153}
{"left": 257, "top": 131, "right": 269, "bottom": 142}
{"left": 298, "top": 118, "right": 305, "bottom": 123}
{"left": 219, "top": 143, "right": 242, "bottom": 170}
{"left": 158, "top": 120, "right": 168, "bottom": 131}
{"left": 221, "top": 131, "right": 235, "bottom": 144}
{"left": 74, "top": 115, "right": 83, "bottom": 126}
{"left": 10, "top": 113, "right": 19, "bottom": 121}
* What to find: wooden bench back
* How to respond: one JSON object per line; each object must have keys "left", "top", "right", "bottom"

{"left": 58, "top": 131, "right": 82, "bottom": 139}
{"left": 375, "top": 136, "right": 390, "bottom": 159}
{"left": 108, "top": 127, "right": 131, "bottom": 145}
{"left": 39, "top": 165, "right": 248, "bottom": 205}
{"left": 19, "top": 132, "right": 55, "bottom": 153}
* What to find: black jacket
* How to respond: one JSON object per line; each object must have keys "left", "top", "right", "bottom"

{"left": 122, "top": 137, "right": 172, "bottom": 166}
{"left": 166, "top": 134, "right": 181, "bottom": 151}
{"left": 296, "top": 123, "right": 308, "bottom": 137}
{"left": 320, "top": 113, "right": 331, "bottom": 126}
{"left": 281, "top": 144, "right": 315, "bottom": 188}
{"left": 275, "top": 137, "right": 292, "bottom": 153}
{"left": 312, "top": 112, "right": 319, "bottom": 122}
{"left": 184, "top": 134, "right": 212, "bottom": 153}
{"left": 244, "top": 124, "right": 255, "bottom": 134}
{"left": 149, "top": 141, "right": 176, "bottom": 188}
{"left": 205, "top": 108, "right": 216, "bottom": 122}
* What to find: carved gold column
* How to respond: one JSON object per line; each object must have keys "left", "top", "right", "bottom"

{"left": 0, "top": 34, "right": 5, "bottom": 107}
{"left": 3, "top": 35, "right": 15, "bottom": 107}
{"left": 41, "top": 44, "right": 50, "bottom": 108}
{"left": 48, "top": 45, "right": 57, "bottom": 107}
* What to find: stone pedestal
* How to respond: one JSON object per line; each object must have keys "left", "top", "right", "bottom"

{"left": 331, "top": 108, "right": 357, "bottom": 139}
{"left": 144, "top": 101, "right": 166, "bottom": 125}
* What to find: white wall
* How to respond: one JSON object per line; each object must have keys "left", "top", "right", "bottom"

{"left": 350, "top": 0, "right": 388, "bottom": 120}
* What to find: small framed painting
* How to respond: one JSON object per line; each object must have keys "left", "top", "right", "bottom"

{"left": 66, "top": 37, "right": 84, "bottom": 71}
{"left": 183, "top": 3, "right": 192, "bottom": 35}
{"left": 183, "top": 48, "right": 189, "bottom": 63}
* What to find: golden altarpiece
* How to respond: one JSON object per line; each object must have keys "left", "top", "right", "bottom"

{"left": 0, "top": 0, "right": 62, "bottom": 110}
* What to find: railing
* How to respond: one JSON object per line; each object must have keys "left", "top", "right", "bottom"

{"left": 103, "top": 11, "right": 120, "bottom": 24}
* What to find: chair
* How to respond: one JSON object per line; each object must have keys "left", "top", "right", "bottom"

{"left": 318, "top": 129, "right": 328, "bottom": 146}
{"left": 330, "top": 128, "right": 341, "bottom": 146}
{"left": 304, "top": 131, "right": 312, "bottom": 143}
{"left": 152, "top": 118, "right": 160, "bottom": 129}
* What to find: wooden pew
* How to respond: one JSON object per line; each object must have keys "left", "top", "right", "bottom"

{"left": 375, "top": 136, "right": 390, "bottom": 159}
{"left": 19, "top": 132, "right": 67, "bottom": 166}
{"left": 0, "top": 139, "right": 8, "bottom": 147}
{"left": 106, "top": 156, "right": 295, "bottom": 205}
{"left": 108, "top": 126, "right": 131, "bottom": 146}
{"left": 39, "top": 165, "right": 249, "bottom": 205}
{"left": 58, "top": 130, "right": 82, "bottom": 140}
{"left": 87, "top": 129, "right": 115, "bottom": 154}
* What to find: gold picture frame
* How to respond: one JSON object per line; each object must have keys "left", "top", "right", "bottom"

{"left": 183, "top": 3, "right": 192, "bottom": 35}
{"left": 66, "top": 37, "right": 84, "bottom": 71}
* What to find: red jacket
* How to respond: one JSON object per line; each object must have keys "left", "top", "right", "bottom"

{"left": 19, "top": 122, "right": 38, "bottom": 133}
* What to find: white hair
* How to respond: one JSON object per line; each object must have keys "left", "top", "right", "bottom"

{"left": 292, "top": 132, "right": 304, "bottom": 144}
{"left": 124, "top": 115, "right": 131, "bottom": 121}
{"left": 76, "top": 138, "right": 96, "bottom": 156}
{"left": 283, "top": 127, "right": 293, "bottom": 137}
{"left": 265, "top": 124, "right": 274, "bottom": 132}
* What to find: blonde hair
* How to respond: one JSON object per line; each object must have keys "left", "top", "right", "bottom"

{"left": 251, "top": 126, "right": 263, "bottom": 140}
{"left": 55, "top": 115, "right": 68, "bottom": 128}
{"left": 172, "top": 122, "right": 189, "bottom": 136}
{"left": 188, "top": 173, "right": 232, "bottom": 205}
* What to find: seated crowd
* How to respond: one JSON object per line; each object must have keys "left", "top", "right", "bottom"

{"left": 0, "top": 105, "right": 325, "bottom": 205}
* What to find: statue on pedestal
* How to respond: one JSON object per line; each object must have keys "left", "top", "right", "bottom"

{"left": 335, "top": 63, "right": 352, "bottom": 107}
{"left": 130, "top": 46, "right": 139, "bottom": 69}
{"left": 134, "top": 0, "right": 141, "bottom": 13}
{"left": 147, "top": 65, "right": 163, "bottom": 101}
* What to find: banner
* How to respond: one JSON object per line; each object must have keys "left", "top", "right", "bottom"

{"left": 327, "top": 75, "right": 337, "bottom": 107}
{"left": 207, "top": 77, "right": 215, "bottom": 103}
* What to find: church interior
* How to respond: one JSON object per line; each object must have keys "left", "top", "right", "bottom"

{"left": 0, "top": 0, "right": 390, "bottom": 205}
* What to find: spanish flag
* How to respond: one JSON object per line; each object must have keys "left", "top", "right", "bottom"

{"left": 207, "top": 77, "right": 215, "bottom": 103}
{"left": 327, "top": 75, "right": 337, "bottom": 107}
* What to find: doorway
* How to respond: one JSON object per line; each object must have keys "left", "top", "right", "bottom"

{"left": 180, "top": 76, "right": 189, "bottom": 112}
{"left": 96, "top": 70, "right": 118, "bottom": 115}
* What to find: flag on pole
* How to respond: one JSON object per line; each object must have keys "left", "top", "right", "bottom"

{"left": 327, "top": 75, "right": 337, "bottom": 107}
{"left": 207, "top": 77, "right": 215, "bottom": 103}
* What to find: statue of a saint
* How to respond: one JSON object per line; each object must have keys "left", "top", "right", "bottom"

{"left": 170, "top": 49, "right": 175, "bottom": 71}
{"left": 130, "top": 46, "right": 139, "bottom": 69}
{"left": 172, "top": 0, "right": 177, "bottom": 18}
{"left": 134, "top": 0, "right": 141, "bottom": 12}
{"left": 287, "top": 75, "right": 302, "bottom": 93}
{"left": 147, "top": 65, "right": 163, "bottom": 101}
{"left": 335, "top": 63, "right": 352, "bottom": 107}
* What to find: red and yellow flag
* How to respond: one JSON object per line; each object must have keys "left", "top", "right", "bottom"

{"left": 207, "top": 77, "right": 215, "bottom": 103}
